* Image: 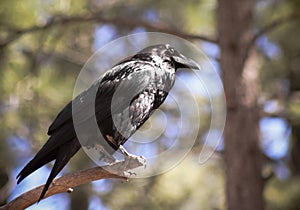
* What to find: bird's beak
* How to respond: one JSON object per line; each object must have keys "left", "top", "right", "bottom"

{"left": 173, "top": 55, "right": 199, "bottom": 70}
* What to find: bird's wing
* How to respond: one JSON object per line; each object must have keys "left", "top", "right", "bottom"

{"left": 47, "top": 61, "right": 156, "bottom": 135}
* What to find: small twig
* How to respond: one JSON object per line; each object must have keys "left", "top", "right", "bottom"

{"left": 0, "top": 13, "right": 217, "bottom": 49}
{"left": 0, "top": 157, "right": 145, "bottom": 210}
{"left": 243, "top": 11, "right": 300, "bottom": 64}
{"left": 251, "top": 12, "right": 300, "bottom": 47}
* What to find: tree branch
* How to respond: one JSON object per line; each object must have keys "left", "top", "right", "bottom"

{"left": 243, "top": 11, "right": 300, "bottom": 63}
{"left": 0, "top": 157, "right": 145, "bottom": 210}
{"left": 252, "top": 12, "right": 300, "bottom": 46}
{"left": 0, "top": 13, "right": 217, "bottom": 49}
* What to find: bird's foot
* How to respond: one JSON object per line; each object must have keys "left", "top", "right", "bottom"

{"left": 118, "top": 145, "right": 146, "bottom": 176}
{"left": 123, "top": 170, "right": 136, "bottom": 177}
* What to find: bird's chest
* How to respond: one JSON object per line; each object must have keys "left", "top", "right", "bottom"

{"left": 153, "top": 63, "right": 175, "bottom": 92}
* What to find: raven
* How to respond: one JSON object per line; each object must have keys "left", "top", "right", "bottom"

{"left": 16, "top": 44, "right": 198, "bottom": 201}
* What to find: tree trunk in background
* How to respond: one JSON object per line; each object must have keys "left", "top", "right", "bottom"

{"left": 289, "top": 71, "right": 300, "bottom": 175}
{"left": 290, "top": 126, "right": 300, "bottom": 175}
{"left": 217, "top": 1, "right": 264, "bottom": 210}
{"left": 70, "top": 185, "right": 89, "bottom": 210}
{"left": 70, "top": 151, "right": 91, "bottom": 210}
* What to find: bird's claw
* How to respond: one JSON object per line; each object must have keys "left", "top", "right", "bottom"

{"left": 125, "top": 154, "right": 146, "bottom": 169}
{"left": 140, "top": 156, "right": 147, "bottom": 169}
{"left": 123, "top": 170, "right": 136, "bottom": 176}
{"left": 116, "top": 153, "right": 146, "bottom": 176}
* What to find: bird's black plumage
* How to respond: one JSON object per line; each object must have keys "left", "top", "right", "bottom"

{"left": 16, "top": 44, "right": 198, "bottom": 201}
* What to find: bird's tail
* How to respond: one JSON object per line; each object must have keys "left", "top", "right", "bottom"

{"left": 17, "top": 138, "right": 80, "bottom": 201}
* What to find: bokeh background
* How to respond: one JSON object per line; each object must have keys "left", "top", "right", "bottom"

{"left": 0, "top": 0, "right": 300, "bottom": 210}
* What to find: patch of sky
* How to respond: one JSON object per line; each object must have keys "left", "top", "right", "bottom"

{"left": 201, "top": 42, "right": 220, "bottom": 58}
{"left": 10, "top": 165, "right": 69, "bottom": 210}
{"left": 89, "top": 196, "right": 109, "bottom": 210}
{"left": 202, "top": 129, "right": 224, "bottom": 151}
{"left": 125, "top": 139, "right": 158, "bottom": 159}
{"left": 9, "top": 134, "right": 71, "bottom": 210}
{"left": 257, "top": 35, "right": 281, "bottom": 58}
{"left": 264, "top": 100, "right": 281, "bottom": 113}
{"left": 131, "top": 27, "right": 146, "bottom": 34}
{"left": 198, "top": 42, "right": 221, "bottom": 75}
{"left": 142, "top": 9, "right": 159, "bottom": 22}
{"left": 260, "top": 117, "right": 290, "bottom": 159}
{"left": 176, "top": 71, "right": 223, "bottom": 98}
{"left": 8, "top": 135, "right": 32, "bottom": 160}
{"left": 93, "top": 24, "right": 118, "bottom": 51}
{"left": 274, "top": 161, "right": 291, "bottom": 180}
{"left": 26, "top": 194, "right": 69, "bottom": 210}
{"left": 128, "top": 29, "right": 149, "bottom": 50}
{"left": 92, "top": 180, "right": 113, "bottom": 194}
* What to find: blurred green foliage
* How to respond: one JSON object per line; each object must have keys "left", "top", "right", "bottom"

{"left": 265, "top": 177, "right": 300, "bottom": 210}
{"left": 100, "top": 157, "right": 225, "bottom": 210}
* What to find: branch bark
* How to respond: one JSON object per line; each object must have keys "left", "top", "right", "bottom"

{"left": 0, "top": 158, "right": 145, "bottom": 210}
{"left": 0, "top": 13, "right": 217, "bottom": 49}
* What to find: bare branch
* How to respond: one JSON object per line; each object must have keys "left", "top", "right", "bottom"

{"left": 243, "top": 11, "right": 300, "bottom": 63}
{"left": 0, "top": 13, "right": 217, "bottom": 49}
{"left": 0, "top": 157, "right": 145, "bottom": 210}
{"left": 251, "top": 12, "right": 300, "bottom": 46}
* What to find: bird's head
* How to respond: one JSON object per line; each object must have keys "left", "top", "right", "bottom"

{"left": 136, "top": 44, "right": 199, "bottom": 71}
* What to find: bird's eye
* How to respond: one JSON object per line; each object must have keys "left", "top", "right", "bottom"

{"left": 164, "top": 59, "right": 175, "bottom": 67}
